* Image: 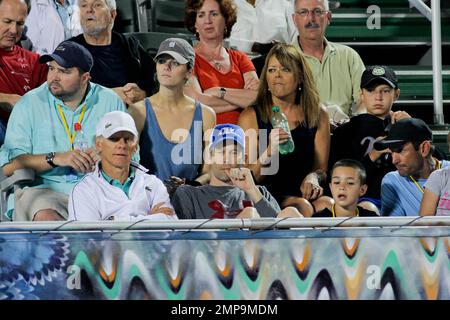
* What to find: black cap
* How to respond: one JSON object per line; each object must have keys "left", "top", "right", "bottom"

{"left": 374, "top": 118, "right": 432, "bottom": 151}
{"left": 39, "top": 41, "right": 94, "bottom": 72}
{"left": 361, "top": 65, "right": 398, "bottom": 89}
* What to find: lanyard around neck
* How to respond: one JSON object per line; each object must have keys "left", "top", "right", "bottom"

{"left": 57, "top": 104, "right": 87, "bottom": 150}
{"left": 331, "top": 204, "right": 359, "bottom": 218}
{"left": 409, "top": 160, "right": 442, "bottom": 193}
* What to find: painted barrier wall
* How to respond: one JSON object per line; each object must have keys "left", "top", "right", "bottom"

{"left": 0, "top": 226, "right": 449, "bottom": 300}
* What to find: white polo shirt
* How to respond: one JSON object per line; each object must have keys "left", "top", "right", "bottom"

{"left": 68, "top": 162, "right": 177, "bottom": 221}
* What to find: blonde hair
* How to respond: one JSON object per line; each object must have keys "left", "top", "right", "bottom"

{"left": 255, "top": 43, "right": 321, "bottom": 129}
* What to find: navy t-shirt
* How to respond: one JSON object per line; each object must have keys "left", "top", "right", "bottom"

{"left": 83, "top": 40, "right": 128, "bottom": 88}
{"left": 312, "top": 206, "right": 379, "bottom": 217}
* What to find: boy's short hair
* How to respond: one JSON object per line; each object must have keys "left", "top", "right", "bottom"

{"left": 331, "top": 159, "right": 367, "bottom": 185}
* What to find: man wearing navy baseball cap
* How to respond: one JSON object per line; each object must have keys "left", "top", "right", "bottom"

{"left": 0, "top": 40, "right": 127, "bottom": 222}
{"left": 171, "top": 124, "right": 303, "bottom": 220}
{"left": 379, "top": 118, "right": 450, "bottom": 216}
{"left": 39, "top": 41, "right": 94, "bottom": 73}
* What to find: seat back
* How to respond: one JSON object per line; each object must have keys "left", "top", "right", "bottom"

{"left": 114, "top": 0, "right": 150, "bottom": 33}
{"left": 152, "top": 0, "right": 189, "bottom": 34}
{"left": 125, "top": 31, "right": 194, "bottom": 57}
{"left": 0, "top": 169, "right": 35, "bottom": 221}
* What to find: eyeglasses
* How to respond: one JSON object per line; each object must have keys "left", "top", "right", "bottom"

{"left": 295, "top": 8, "right": 328, "bottom": 17}
{"left": 156, "top": 57, "right": 182, "bottom": 68}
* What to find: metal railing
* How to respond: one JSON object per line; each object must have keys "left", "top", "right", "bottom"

{"left": 0, "top": 216, "right": 448, "bottom": 233}
{"left": 409, "top": 0, "right": 445, "bottom": 124}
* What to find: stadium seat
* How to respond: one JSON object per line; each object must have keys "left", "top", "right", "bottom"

{"left": 0, "top": 169, "right": 35, "bottom": 222}
{"left": 151, "top": 0, "right": 189, "bottom": 34}
{"left": 326, "top": 5, "right": 450, "bottom": 65}
{"left": 125, "top": 31, "right": 194, "bottom": 57}
{"left": 338, "top": 0, "right": 424, "bottom": 8}
{"left": 395, "top": 66, "right": 450, "bottom": 104}
{"left": 388, "top": 65, "right": 450, "bottom": 124}
{"left": 114, "top": 0, "right": 150, "bottom": 33}
{"left": 429, "top": 124, "right": 450, "bottom": 160}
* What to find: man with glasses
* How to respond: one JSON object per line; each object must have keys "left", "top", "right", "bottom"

{"left": 68, "top": 111, "right": 177, "bottom": 221}
{"left": 292, "top": 0, "right": 365, "bottom": 117}
{"left": 0, "top": 41, "right": 126, "bottom": 221}
{"left": 377, "top": 118, "right": 450, "bottom": 216}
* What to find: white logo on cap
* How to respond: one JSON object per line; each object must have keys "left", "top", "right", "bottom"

{"left": 372, "top": 66, "right": 385, "bottom": 76}
{"left": 56, "top": 45, "right": 66, "bottom": 51}
{"left": 218, "top": 127, "right": 236, "bottom": 136}
{"left": 169, "top": 41, "right": 176, "bottom": 48}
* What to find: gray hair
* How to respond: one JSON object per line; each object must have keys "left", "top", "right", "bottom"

{"left": 105, "top": 0, "right": 116, "bottom": 10}
{"left": 295, "top": 0, "right": 329, "bottom": 11}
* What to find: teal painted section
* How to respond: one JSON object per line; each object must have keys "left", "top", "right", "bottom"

{"left": 0, "top": 228, "right": 449, "bottom": 300}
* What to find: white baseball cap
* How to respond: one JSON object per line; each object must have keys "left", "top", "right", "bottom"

{"left": 96, "top": 111, "right": 138, "bottom": 139}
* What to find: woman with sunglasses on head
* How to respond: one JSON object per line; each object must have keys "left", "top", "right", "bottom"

{"left": 184, "top": 0, "right": 259, "bottom": 125}
{"left": 129, "top": 38, "right": 216, "bottom": 188}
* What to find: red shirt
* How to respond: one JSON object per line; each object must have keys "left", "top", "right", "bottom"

{"left": 194, "top": 49, "right": 255, "bottom": 124}
{"left": 0, "top": 45, "right": 48, "bottom": 121}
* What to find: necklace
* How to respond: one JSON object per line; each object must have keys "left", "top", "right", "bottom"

{"left": 208, "top": 56, "right": 223, "bottom": 71}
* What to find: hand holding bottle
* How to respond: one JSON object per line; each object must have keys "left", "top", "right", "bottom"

{"left": 270, "top": 106, "right": 295, "bottom": 154}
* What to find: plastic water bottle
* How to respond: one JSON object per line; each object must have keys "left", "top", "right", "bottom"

{"left": 270, "top": 106, "right": 295, "bottom": 154}
{"left": 73, "top": 123, "right": 88, "bottom": 152}
{"left": 67, "top": 123, "right": 89, "bottom": 181}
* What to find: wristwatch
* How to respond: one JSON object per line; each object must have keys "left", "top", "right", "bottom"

{"left": 45, "top": 152, "right": 57, "bottom": 168}
{"left": 219, "top": 87, "right": 226, "bottom": 99}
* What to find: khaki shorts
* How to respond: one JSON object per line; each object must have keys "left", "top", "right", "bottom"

{"left": 13, "top": 188, "right": 69, "bottom": 221}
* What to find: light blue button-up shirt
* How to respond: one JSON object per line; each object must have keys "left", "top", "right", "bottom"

{"left": 54, "top": 0, "right": 74, "bottom": 40}
{"left": 0, "top": 82, "right": 127, "bottom": 195}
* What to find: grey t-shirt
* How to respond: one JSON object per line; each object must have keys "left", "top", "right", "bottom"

{"left": 171, "top": 184, "right": 281, "bottom": 219}
{"left": 424, "top": 166, "right": 450, "bottom": 216}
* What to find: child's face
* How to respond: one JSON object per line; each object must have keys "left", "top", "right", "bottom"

{"left": 329, "top": 166, "right": 367, "bottom": 210}
{"left": 360, "top": 84, "right": 399, "bottom": 118}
